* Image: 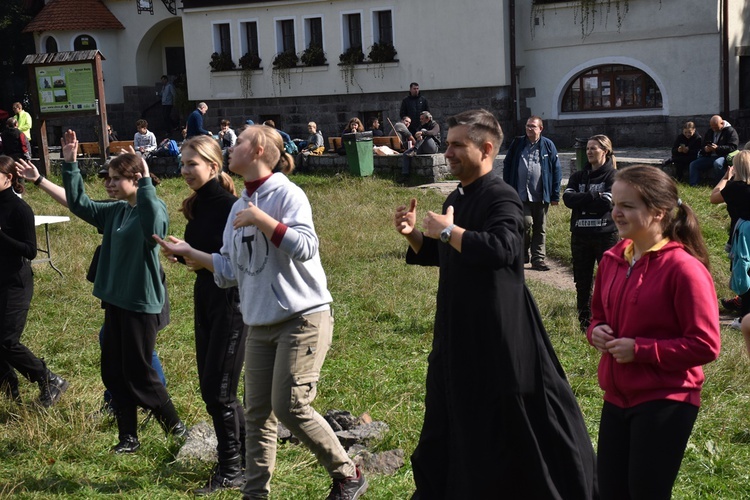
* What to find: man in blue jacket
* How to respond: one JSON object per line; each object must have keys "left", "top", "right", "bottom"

{"left": 503, "top": 116, "right": 562, "bottom": 271}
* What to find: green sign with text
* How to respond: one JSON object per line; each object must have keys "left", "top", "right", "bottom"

{"left": 35, "top": 63, "right": 97, "bottom": 114}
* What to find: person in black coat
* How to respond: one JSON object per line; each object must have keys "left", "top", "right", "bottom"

{"left": 0, "top": 155, "right": 68, "bottom": 406}
{"left": 666, "top": 121, "right": 702, "bottom": 182}
{"left": 393, "top": 109, "right": 597, "bottom": 499}
{"left": 688, "top": 115, "right": 739, "bottom": 186}
{"left": 164, "top": 135, "right": 248, "bottom": 495}
{"left": 399, "top": 82, "right": 429, "bottom": 135}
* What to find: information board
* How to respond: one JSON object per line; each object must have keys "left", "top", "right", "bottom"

{"left": 35, "top": 63, "right": 97, "bottom": 114}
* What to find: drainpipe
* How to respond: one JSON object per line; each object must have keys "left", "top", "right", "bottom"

{"left": 509, "top": 0, "right": 518, "bottom": 137}
{"left": 722, "top": 0, "right": 729, "bottom": 116}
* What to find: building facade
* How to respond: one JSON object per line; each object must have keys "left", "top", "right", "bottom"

{"left": 24, "top": 0, "right": 750, "bottom": 148}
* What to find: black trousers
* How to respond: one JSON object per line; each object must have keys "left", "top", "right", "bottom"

{"left": 194, "top": 274, "right": 248, "bottom": 460}
{"left": 598, "top": 399, "right": 698, "bottom": 500}
{"left": 571, "top": 232, "right": 619, "bottom": 326}
{"left": 0, "top": 262, "right": 45, "bottom": 386}
{"left": 101, "top": 303, "right": 173, "bottom": 435}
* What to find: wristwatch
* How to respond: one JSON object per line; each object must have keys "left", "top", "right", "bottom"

{"left": 440, "top": 224, "right": 456, "bottom": 243}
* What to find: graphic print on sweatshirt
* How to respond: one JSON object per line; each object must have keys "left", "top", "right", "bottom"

{"left": 234, "top": 225, "right": 269, "bottom": 276}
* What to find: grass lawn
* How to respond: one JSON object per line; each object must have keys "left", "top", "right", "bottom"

{"left": 1, "top": 170, "right": 748, "bottom": 498}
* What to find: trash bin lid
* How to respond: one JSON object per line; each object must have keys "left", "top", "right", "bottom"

{"left": 343, "top": 131, "right": 374, "bottom": 142}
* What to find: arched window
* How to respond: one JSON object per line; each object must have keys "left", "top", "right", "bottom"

{"left": 73, "top": 35, "right": 97, "bottom": 51}
{"left": 44, "top": 36, "right": 58, "bottom": 53}
{"left": 562, "top": 65, "right": 662, "bottom": 112}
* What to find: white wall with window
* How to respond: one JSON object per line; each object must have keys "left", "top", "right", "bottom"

{"left": 212, "top": 21, "right": 232, "bottom": 57}
{"left": 341, "top": 11, "right": 363, "bottom": 51}
{"left": 275, "top": 17, "right": 296, "bottom": 55}
{"left": 304, "top": 16, "right": 324, "bottom": 49}
{"left": 181, "top": 0, "right": 507, "bottom": 100}
{"left": 240, "top": 20, "right": 260, "bottom": 58}
{"left": 371, "top": 9, "right": 393, "bottom": 46}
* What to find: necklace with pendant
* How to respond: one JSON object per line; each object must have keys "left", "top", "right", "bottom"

{"left": 117, "top": 204, "right": 137, "bottom": 231}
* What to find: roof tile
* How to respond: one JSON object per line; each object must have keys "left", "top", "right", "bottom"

{"left": 24, "top": 0, "right": 125, "bottom": 33}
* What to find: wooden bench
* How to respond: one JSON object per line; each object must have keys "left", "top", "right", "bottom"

{"left": 77, "top": 142, "right": 100, "bottom": 156}
{"left": 76, "top": 140, "right": 135, "bottom": 156}
{"left": 108, "top": 140, "right": 134, "bottom": 154}
{"left": 327, "top": 136, "right": 402, "bottom": 153}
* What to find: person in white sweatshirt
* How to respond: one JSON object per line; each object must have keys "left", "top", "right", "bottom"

{"left": 153, "top": 124, "right": 367, "bottom": 500}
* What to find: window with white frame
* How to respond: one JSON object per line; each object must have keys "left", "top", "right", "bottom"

{"left": 373, "top": 10, "right": 393, "bottom": 45}
{"left": 342, "top": 13, "right": 362, "bottom": 51}
{"left": 276, "top": 18, "right": 296, "bottom": 54}
{"left": 305, "top": 17, "right": 323, "bottom": 49}
{"left": 241, "top": 21, "right": 259, "bottom": 57}
{"left": 213, "top": 23, "right": 231, "bottom": 57}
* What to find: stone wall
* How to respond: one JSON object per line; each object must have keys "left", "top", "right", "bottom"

{"left": 307, "top": 153, "right": 450, "bottom": 182}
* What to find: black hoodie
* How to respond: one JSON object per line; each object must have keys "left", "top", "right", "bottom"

{"left": 563, "top": 159, "right": 617, "bottom": 235}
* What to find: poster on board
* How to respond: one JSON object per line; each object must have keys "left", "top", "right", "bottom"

{"left": 34, "top": 63, "right": 97, "bottom": 114}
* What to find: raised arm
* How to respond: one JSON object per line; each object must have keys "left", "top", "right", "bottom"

{"left": 15, "top": 158, "right": 68, "bottom": 207}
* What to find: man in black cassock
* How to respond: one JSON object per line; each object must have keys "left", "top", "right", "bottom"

{"left": 394, "top": 109, "right": 598, "bottom": 499}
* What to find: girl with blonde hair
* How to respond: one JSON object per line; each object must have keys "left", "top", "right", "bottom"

{"left": 170, "top": 135, "right": 247, "bottom": 494}
{"left": 155, "top": 125, "right": 366, "bottom": 499}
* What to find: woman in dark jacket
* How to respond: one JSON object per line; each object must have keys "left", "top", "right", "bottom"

{"left": 563, "top": 135, "right": 619, "bottom": 331}
{"left": 0, "top": 155, "right": 67, "bottom": 406}
{"left": 169, "top": 135, "right": 248, "bottom": 495}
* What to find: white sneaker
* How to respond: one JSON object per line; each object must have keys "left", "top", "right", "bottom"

{"left": 730, "top": 317, "right": 742, "bottom": 330}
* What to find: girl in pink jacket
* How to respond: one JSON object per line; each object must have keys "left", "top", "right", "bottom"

{"left": 588, "top": 165, "right": 720, "bottom": 500}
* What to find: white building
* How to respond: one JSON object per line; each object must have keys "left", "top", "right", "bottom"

{"left": 24, "top": 0, "right": 749, "bottom": 146}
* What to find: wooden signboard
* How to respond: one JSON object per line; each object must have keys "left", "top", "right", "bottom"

{"left": 22, "top": 50, "right": 108, "bottom": 175}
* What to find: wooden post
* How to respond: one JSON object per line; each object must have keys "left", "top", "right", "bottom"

{"left": 94, "top": 52, "right": 109, "bottom": 161}
{"left": 27, "top": 63, "right": 50, "bottom": 176}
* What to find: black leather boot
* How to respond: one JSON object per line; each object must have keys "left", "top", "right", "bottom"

{"left": 193, "top": 454, "right": 244, "bottom": 496}
{"left": 153, "top": 399, "right": 186, "bottom": 437}
{"left": 37, "top": 367, "right": 68, "bottom": 408}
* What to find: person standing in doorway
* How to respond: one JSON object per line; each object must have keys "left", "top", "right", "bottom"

{"left": 160, "top": 76, "right": 176, "bottom": 133}
{"left": 503, "top": 116, "right": 562, "bottom": 271}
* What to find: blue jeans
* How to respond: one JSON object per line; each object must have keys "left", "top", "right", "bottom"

{"left": 99, "top": 324, "right": 166, "bottom": 407}
{"left": 689, "top": 155, "right": 725, "bottom": 186}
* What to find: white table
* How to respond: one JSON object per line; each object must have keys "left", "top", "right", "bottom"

{"left": 34, "top": 215, "right": 70, "bottom": 277}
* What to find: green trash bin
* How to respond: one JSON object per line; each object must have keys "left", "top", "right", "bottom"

{"left": 574, "top": 137, "right": 588, "bottom": 171}
{"left": 343, "top": 131, "right": 374, "bottom": 177}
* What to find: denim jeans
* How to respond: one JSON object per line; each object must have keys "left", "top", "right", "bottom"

{"left": 689, "top": 155, "right": 725, "bottom": 186}
{"left": 242, "top": 310, "right": 355, "bottom": 498}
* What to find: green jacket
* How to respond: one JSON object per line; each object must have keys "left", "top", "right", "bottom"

{"left": 63, "top": 162, "right": 168, "bottom": 313}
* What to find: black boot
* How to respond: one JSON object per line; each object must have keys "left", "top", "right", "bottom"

{"left": 193, "top": 454, "right": 244, "bottom": 496}
{"left": 152, "top": 399, "right": 186, "bottom": 437}
{"left": 37, "top": 367, "right": 68, "bottom": 408}
{"left": 112, "top": 434, "right": 140, "bottom": 454}
{"left": 112, "top": 406, "right": 139, "bottom": 453}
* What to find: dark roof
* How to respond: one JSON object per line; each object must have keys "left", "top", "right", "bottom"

{"left": 23, "top": 0, "right": 125, "bottom": 33}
